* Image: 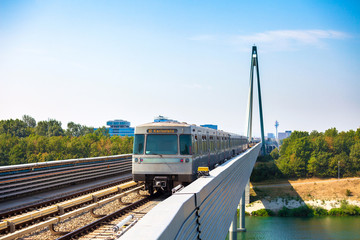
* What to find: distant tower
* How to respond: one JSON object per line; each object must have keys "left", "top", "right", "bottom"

{"left": 275, "top": 120, "right": 279, "bottom": 149}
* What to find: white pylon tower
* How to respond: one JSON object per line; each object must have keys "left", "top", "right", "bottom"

{"left": 231, "top": 46, "right": 267, "bottom": 240}
{"left": 245, "top": 45, "right": 266, "bottom": 155}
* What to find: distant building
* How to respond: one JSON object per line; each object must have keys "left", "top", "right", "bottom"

{"left": 154, "top": 115, "right": 178, "bottom": 123}
{"left": 265, "top": 137, "right": 278, "bottom": 153}
{"left": 285, "top": 130, "right": 292, "bottom": 138}
{"left": 267, "top": 133, "right": 275, "bottom": 139}
{"left": 201, "top": 124, "right": 218, "bottom": 130}
{"left": 278, "top": 132, "right": 286, "bottom": 140}
{"left": 278, "top": 130, "right": 292, "bottom": 140}
{"left": 95, "top": 119, "right": 134, "bottom": 137}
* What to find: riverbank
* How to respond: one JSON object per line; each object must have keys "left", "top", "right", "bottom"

{"left": 247, "top": 177, "right": 360, "bottom": 215}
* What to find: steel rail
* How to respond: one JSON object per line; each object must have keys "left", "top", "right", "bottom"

{"left": 0, "top": 186, "right": 147, "bottom": 240}
{"left": 0, "top": 175, "right": 132, "bottom": 219}
{"left": 0, "top": 158, "right": 132, "bottom": 201}
{"left": 0, "top": 154, "right": 132, "bottom": 174}
{"left": 0, "top": 168, "right": 131, "bottom": 200}
{"left": 0, "top": 159, "right": 129, "bottom": 183}
{"left": 0, "top": 182, "right": 142, "bottom": 236}
{"left": 0, "top": 164, "right": 130, "bottom": 191}
{"left": 56, "top": 193, "right": 160, "bottom": 240}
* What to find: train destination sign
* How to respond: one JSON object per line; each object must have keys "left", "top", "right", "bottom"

{"left": 147, "top": 129, "right": 178, "bottom": 134}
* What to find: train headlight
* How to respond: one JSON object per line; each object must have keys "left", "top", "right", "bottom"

{"left": 134, "top": 158, "right": 138, "bottom": 162}
{"left": 180, "top": 159, "right": 184, "bottom": 163}
{"left": 185, "top": 158, "right": 189, "bottom": 163}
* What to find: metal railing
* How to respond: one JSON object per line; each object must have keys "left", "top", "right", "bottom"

{"left": 0, "top": 154, "right": 132, "bottom": 174}
{"left": 121, "top": 143, "right": 261, "bottom": 240}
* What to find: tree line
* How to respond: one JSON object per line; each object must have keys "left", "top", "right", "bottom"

{"left": 251, "top": 128, "right": 360, "bottom": 181}
{"left": 0, "top": 115, "right": 133, "bottom": 166}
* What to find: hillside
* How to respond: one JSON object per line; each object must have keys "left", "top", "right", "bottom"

{"left": 251, "top": 177, "right": 360, "bottom": 201}
{"left": 247, "top": 177, "right": 360, "bottom": 213}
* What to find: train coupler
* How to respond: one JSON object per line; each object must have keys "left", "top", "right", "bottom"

{"left": 153, "top": 176, "right": 168, "bottom": 188}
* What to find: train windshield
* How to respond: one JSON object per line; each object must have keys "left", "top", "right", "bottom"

{"left": 180, "top": 135, "right": 192, "bottom": 155}
{"left": 146, "top": 134, "right": 178, "bottom": 155}
{"left": 133, "top": 134, "right": 145, "bottom": 154}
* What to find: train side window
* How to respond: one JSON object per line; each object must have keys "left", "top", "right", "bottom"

{"left": 180, "top": 135, "right": 192, "bottom": 155}
{"left": 210, "top": 136, "right": 214, "bottom": 152}
{"left": 133, "top": 134, "right": 145, "bottom": 154}
{"left": 206, "top": 136, "right": 210, "bottom": 152}
{"left": 202, "top": 136, "right": 206, "bottom": 153}
{"left": 196, "top": 135, "right": 202, "bottom": 154}
{"left": 193, "top": 135, "right": 198, "bottom": 154}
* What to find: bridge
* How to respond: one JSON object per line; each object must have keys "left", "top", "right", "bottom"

{"left": 122, "top": 143, "right": 261, "bottom": 240}
{"left": 0, "top": 46, "right": 265, "bottom": 240}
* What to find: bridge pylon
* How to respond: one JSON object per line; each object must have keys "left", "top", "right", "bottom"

{"left": 246, "top": 45, "right": 266, "bottom": 155}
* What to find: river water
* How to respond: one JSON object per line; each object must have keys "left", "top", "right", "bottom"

{"left": 226, "top": 216, "right": 360, "bottom": 240}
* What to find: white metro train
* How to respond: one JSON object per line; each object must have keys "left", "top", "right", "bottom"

{"left": 132, "top": 121, "right": 248, "bottom": 193}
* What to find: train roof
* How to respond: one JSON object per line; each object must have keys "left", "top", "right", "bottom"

{"left": 137, "top": 122, "right": 191, "bottom": 128}
{"left": 135, "top": 121, "right": 246, "bottom": 138}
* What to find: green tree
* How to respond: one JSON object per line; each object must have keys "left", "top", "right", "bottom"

{"left": 310, "top": 130, "right": 323, "bottom": 139}
{"left": 328, "top": 153, "right": 349, "bottom": 178}
{"left": 276, "top": 133, "right": 312, "bottom": 178}
{"left": 48, "top": 119, "right": 64, "bottom": 137}
{"left": 324, "top": 128, "right": 338, "bottom": 138}
{"left": 307, "top": 152, "right": 332, "bottom": 177}
{"left": 0, "top": 119, "right": 30, "bottom": 137}
{"left": 66, "top": 122, "right": 93, "bottom": 137}
{"left": 9, "top": 139, "right": 27, "bottom": 165}
{"left": 311, "top": 136, "right": 329, "bottom": 153}
{"left": 355, "top": 128, "right": 360, "bottom": 141}
{"left": 349, "top": 141, "right": 360, "bottom": 174}
{"left": 36, "top": 119, "right": 64, "bottom": 137}
{"left": 0, "top": 133, "right": 17, "bottom": 165}
{"left": 333, "top": 131, "right": 355, "bottom": 155}
{"left": 47, "top": 136, "right": 67, "bottom": 160}
{"left": 270, "top": 148, "right": 279, "bottom": 160}
{"left": 94, "top": 127, "right": 110, "bottom": 137}
{"left": 289, "top": 131, "right": 309, "bottom": 140}
{"left": 66, "top": 136, "right": 91, "bottom": 158}
{"left": 22, "top": 115, "right": 36, "bottom": 128}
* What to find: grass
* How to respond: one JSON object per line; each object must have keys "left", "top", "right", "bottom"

{"left": 251, "top": 209, "right": 275, "bottom": 217}
{"left": 251, "top": 202, "right": 360, "bottom": 217}
{"left": 250, "top": 178, "right": 360, "bottom": 201}
{"left": 346, "top": 189, "right": 352, "bottom": 197}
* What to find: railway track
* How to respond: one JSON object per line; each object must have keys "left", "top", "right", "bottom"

{"left": 0, "top": 155, "right": 132, "bottom": 201}
{"left": 59, "top": 192, "right": 165, "bottom": 240}
{"left": 0, "top": 174, "right": 132, "bottom": 220}
{"left": 0, "top": 181, "right": 145, "bottom": 240}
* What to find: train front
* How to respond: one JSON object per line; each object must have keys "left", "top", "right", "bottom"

{"left": 132, "top": 122, "right": 193, "bottom": 194}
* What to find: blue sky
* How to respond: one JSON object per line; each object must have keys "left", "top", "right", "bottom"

{"left": 1, "top": 0, "right": 359, "bottom": 136}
